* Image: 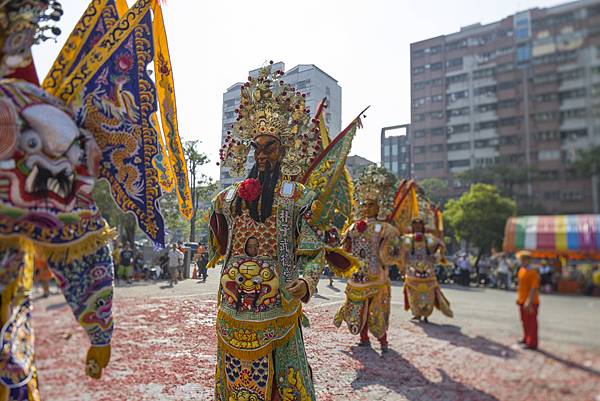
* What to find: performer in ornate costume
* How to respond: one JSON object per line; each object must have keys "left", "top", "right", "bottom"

{"left": 209, "top": 63, "right": 363, "bottom": 401}
{"left": 0, "top": 1, "right": 188, "bottom": 399}
{"left": 402, "top": 216, "right": 453, "bottom": 322}
{"left": 329, "top": 166, "right": 401, "bottom": 353}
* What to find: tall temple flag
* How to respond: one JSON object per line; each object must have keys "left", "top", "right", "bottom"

{"left": 46, "top": 0, "right": 191, "bottom": 247}
{"left": 301, "top": 108, "right": 369, "bottom": 231}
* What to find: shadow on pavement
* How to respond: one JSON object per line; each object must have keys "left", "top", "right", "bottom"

{"left": 344, "top": 346, "right": 498, "bottom": 400}
{"left": 314, "top": 293, "right": 330, "bottom": 300}
{"left": 536, "top": 349, "right": 600, "bottom": 378}
{"left": 159, "top": 284, "right": 174, "bottom": 290}
{"left": 417, "top": 323, "right": 517, "bottom": 359}
{"left": 45, "top": 301, "right": 68, "bottom": 311}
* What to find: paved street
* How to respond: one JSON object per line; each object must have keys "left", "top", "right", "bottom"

{"left": 32, "top": 273, "right": 600, "bottom": 401}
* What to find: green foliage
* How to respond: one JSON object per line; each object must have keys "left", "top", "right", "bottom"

{"left": 159, "top": 190, "right": 190, "bottom": 243}
{"left": 455, "top": 164, "right": 533, "bottom": 198}
{"left": 571, "top": 145, "right": 600, "bottom": 176}
{"left": 418, "top": 178, "right": 449, "bottom": 207}
{"left": 92, "top": 180, "right": 136, "bottom": 244}
{"left": 445, "top": 183, "right": 516, "bottom": 254}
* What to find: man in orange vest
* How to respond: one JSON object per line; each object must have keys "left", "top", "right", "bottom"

{"left": 516, "top": 251, "right": 540, "bottom": 350}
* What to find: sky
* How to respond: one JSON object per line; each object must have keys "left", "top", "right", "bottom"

{"left": 33, "top": 0, "right": 566, "bottom": 180}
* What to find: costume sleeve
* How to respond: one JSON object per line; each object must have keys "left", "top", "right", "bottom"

{"left": 208, "top": 190, "right": 230, "bottom": 268}
{"left": 48, "top": 245, "right": 114, "bottom": 346}
{"left": 379, "top": 224, "right": 402, "bottom": 266}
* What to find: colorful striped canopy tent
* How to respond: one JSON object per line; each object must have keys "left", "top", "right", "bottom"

{"left": 503, "top": 215, "right": 600, "bottom": 260}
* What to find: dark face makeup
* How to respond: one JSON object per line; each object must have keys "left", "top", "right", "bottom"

{"left": 252, "top": 135, "right": 281, "bottom": 172}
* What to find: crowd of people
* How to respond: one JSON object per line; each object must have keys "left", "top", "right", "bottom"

{"left": 108, "top": 240, "right": 210, "bottom": 286}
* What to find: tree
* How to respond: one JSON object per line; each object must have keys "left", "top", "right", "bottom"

{"left": 571, "top": 144, "right": 600, "bottom": 213}
{"left": 418, "top": 178, "right": 449, "bottom": 207}
{"left": 445, "top": 184, "right": 516, "bottom": 265}
{"left": 455, "top": 164, "right": 533, "bottom": 199}
{"left": 184, "top": 140, "right": 212, "bottom": 243}
{"left": 92, "top": 180, "right": 136, "bottom": 245}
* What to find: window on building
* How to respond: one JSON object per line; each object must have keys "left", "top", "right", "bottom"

{"left": 543, "top": 191, "right": 560, "bottom": 201}
{"left": 560, "top": 108, "right": 587, "bottom": 121}
{"left": 446, "top": 73, "right": 468, "bottom": 85}
{"left": 446, "top": 39, "right": 467, "bottom": 51}
{"left": 414, "top": 162, "right": 427, "bottom": 171}
{"left": 413, "top": 146, "right": 426, "bottom": 154}
{"left": 430, "top": 62, "right": 443, "bottom": 71}
{"left": 391, "top": 146, "right": 398, "bottom": 156}
{"left": 447, "top": 90, "right": 469, "bottom": 103}
{"left": 431, "top": 127, "right": 445, "bottom": 136}
{"left": 535, "top": 131, "right": 560, "bottom": 141}
{"left": 560, "top": 129, "right": 588, "bottom": 143}
{"left": 538, "top": 170, "right": 560, "bottom": 180}
{"left": 413, "top": 113, "right": 426, "bottom": 122}
{"left": 538, "top": 150, "right": 561, "bottom": 161}
{"left": 532, "top": 72, "right": 557, "bottom": 84}
{"left": 516, "top": 44, "right": 530, "bottom": 63}
{"left": 559, "top": 88, "right": 586, "bottom": 102}
{"left": 429, "top": 144, "right": 444, "bottom": 152}
{"left": 474, "top": 138, "right": 500, "bottom": 148}
{"left": 559, "top": 68, "right": 584, "bottom": 82}
{"left": 325, "top": 86, "right": 331, "bottom": 96}
{"left": 224, "top": 99, "right": 237, "bottom": 108}
{"left": 431, "top": 78, "right": 443, "bottom": 86}
{"left": 429, "top": 45, "right": 442, "bottom": 54}
{"left": 447, "top": 141, "right": 471, "bottom": 151}
{"left": 473, "top": 67, "right": 495, "bottom": 79}
{"left": 475, "top": 120, "right": 498, "bottom": 130}
{"left": 476, "top": 103, "right": 497, "bottom": 113}
{"left": 224, "top": 111, "right": 235, "bottom": 119}
{"left": 498, "top": 117, "right": 519, "bottom": 127}
{"left": 447, "top": 107, "right": 470, "bottom": 117}
{"left": 474, "top": 85, "right": 497, "bottom": 96}
{"left": 447, "top": 124, "right": 470, "bottom": 135}
{"left": 534, "top": 93, "right": 558, "bottom": 103}
{"left": 413, "top": 129, "right": 427, "bottom": 138}
{"left": 413, "top": 66, "right": 426, "bottom": 75}
{"left": 412, "top": 49, "right": 426, "bottom": 59}
{"left": 413, "top": 97, "right": 426, "bottom": 108}
{"left": 498, "top": 99, "right": 518, "bottom": 109}
{"left": 296, "top": 80, "right": 311, "bottom": 89}
{"left": 591, "top": 84, "right": 600, "bottom": 97}
{"left": 496, "top": 62, "right": 514, "bottom": 73}
{"left": 414, "top": 81, "right": 427, "bottom": 90}
{"left": 431, "top": 161, "right": 445, "bottom": 169}
{"left": 391, "top": 161, "right": 398, "bottom": 172}
{"left": 498, "top": 80, "right": 518, "bottom": 90}
{"left": 430, "top": 111, "right": 445, "bottom": 120}
{"left": 515, "top": 27, "right": 530, "bottom": 40}
{"left": 499, "top": 135, "right": 520, "bottom": 145}
{"left": 534, "top": 111, "right": 559, "bottom": 122}
{"left": 561, "top": 191, "right": 584, "bottom": 202}
{"left": 431, "top": 94, "right": 444, "bottom": 102}
{"left": 446, "top": 58, "right": 463, "bottom": 69}
{"left": 448, "top": 159, "right": 471, "bottom": 168}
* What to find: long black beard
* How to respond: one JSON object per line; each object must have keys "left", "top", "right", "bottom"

{"left": 235, "top": 162, "right": 281, "bottom": 223}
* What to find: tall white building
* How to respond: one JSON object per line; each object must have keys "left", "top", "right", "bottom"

{"left": 219, "top": 62, "right": 342, "bottom": 188}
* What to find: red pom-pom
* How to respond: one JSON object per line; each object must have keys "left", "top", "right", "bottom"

{"left": 239, "top": 178, "right": 261, "bottom": 202}
{"left": 415, "top": 233, "right": 424, "bottom": 242}
{"left": 356, "top": 220, "right": 368, "bottom": 233}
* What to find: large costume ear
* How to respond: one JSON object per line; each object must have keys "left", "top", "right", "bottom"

{"left": 0, "top": 98, "right": 19, "bottom": 160}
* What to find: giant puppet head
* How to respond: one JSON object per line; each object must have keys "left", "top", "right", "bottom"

{"left": 0, "top": 0, "right": 104, "bottom": 239}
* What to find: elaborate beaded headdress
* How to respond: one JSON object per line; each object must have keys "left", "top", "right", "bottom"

{"left": 219, "top": 62, "right": 321, "bottom": 177}
{"left": 354, "top": 165, "right": 397, "bottom": 220}
{"left": 0, "top": 0, "right": 63, "bottom": 76}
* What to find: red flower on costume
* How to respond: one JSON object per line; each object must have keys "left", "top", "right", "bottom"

{"left": 116, "top": 54, "right": 133, "bottom": 72}
{"left": 356, "top": 220, "right": 368, "bottom": 233}
{"left": 415, "top": 232, "right": 424, "bottom": 242}
{"left": 239, "top": 178, "right": 261, "bottom": 202}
